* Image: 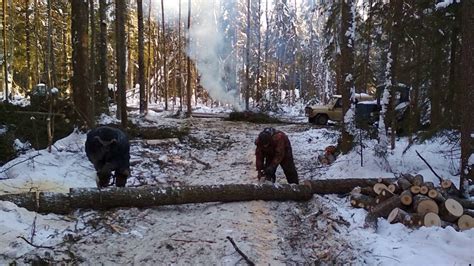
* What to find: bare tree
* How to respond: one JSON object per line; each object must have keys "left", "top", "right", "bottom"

{"left": 161, "top": 0, "right": 168, "bottom": 110}
{"left": 138, "top": 0, "right": 146, "bottom": 114}
{"left": 245, "top": 0, "right": 250, "bottom": 110}
{"left": 97, "top": 0, "right": 109, "bottom": 114}
{"left": 25, "top": 0, "right": 31, "bottom": 92}
{"left": 255, "top": 0, "right": 262, "bottom": 104}
{"left": 3, "top": 0, "right": 8, "bottom": 102}
{"left": 146, "top": 0, "right": 152, "bottom": 110}
{"left": 89, "top": 0, "right": 95, "bottom": 117}
{"left": 377, "top": 0, "right": 403, "bottom": 156}
{"left": 115, "top": 0, "right": 128, "bottom": 128}
{"left": 186, "top": 0, "right": 192, "bottom": 117}
{"left": 72, "top": 0, "right": 93, "bottom": 127}
{"left": 177, "top": 0, "right": 183, "bottom": 111}
{"left": 340, "top": 0, "right": 356, "bottom": 154}
{"left": 460, "top": 0, "right": 474, "bottom": 191}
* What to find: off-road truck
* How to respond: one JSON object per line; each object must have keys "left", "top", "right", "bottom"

{"left": 304, "top": 94, "right": 375, "bottom": 125}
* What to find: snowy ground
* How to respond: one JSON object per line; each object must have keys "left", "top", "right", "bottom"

{"left": 1, "top": 108, "right": 473, "bottom": 265}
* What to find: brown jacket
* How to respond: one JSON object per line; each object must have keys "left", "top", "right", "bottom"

{"left": 255, "top": 130, "right": 292, "bottom": 171}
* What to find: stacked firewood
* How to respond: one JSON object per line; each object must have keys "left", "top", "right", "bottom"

{"left": 350, "top": 174, "right": 474, "bottom": 231}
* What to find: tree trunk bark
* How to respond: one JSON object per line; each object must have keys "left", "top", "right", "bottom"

{"left": 244, "top": 0, "right": 250, "bottom": 110}
{"left": 186, "top": 0, "right": 192, "bottom": 117}
{"left": 115, "top": 0, "right": 128, "bottom": 128}
{"left": 97, "top": 0, "right": 109, "bottom": 115}
{"left": 89, "top": 0, "right": 96, "bottom": 118}
{"left": 0, "top": 183, "right": 313, "bottom": 214}
{"left": 72, "top": 0, "right": 93, "bottom": 128}
{"left": 3, "top": 0, "right": 9, "bottom": 102}
{"left": 340, "top": 0, "right": 355, "bottom": 154}
{"left": 460, "top": 0, "right": 474, "bottom": 192}
{"left": 161, "top": 0, "right": 168, "bottom": 110}
{"left": 0, "top": 178, "right": 400, "bottom": 214}
{"left": 137, "top": 0, "right": 146, "bottom": 114}
{"left": 25, "top": 0, "right": 31, "bottom": 92}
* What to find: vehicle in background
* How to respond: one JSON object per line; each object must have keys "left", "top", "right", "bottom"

{"left": 304, "top": 93, "right": 375, "bottom": 125}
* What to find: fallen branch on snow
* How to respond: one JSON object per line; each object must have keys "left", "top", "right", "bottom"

{"left": 226, "top": 236, "right": 255, "bottom": 266}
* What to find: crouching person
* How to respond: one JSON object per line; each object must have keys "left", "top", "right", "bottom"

{"left": 255, "top": 127, "right": 299, "bottom": 184}
{"left": 85, "top": 126, "right": 130, "bottom": 188}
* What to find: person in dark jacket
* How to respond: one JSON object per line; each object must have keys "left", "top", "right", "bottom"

{"left": 255, "top": 127, "right": 299, "bottom": 184}
{"left": 85, "top": 126, "right": 130, "bottom": 188}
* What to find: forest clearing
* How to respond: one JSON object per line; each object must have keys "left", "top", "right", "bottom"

{"left": 1, "top": 0, "right": 473, "bottom": 264}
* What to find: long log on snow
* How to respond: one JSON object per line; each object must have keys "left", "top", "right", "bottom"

{"left": 0, "top": 178, "right": 397, "bottom": 214}
{"left": 304, "top": 178, "right": 396, "bottom": 194}
{"left": 0, "top": 183, "right": 313, "bottom": 214}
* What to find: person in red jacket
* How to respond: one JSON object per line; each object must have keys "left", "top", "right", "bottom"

{"left": 255, "top": 127, "right": 299, "bottom": 184}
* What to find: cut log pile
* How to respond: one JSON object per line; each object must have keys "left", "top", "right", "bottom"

{"left": 350, "top": 174, "right": 474, "bottom": 231}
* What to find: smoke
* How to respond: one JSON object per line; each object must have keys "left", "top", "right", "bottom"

{"left": 187, "top": 1, "right": 243, "bottom": 110}
{"left": 149, "top": 0, "right": 243, "bottom": 110}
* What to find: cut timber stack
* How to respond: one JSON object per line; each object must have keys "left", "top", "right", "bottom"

{"left": 352, "top": 174, "right": 474, "bottom": 231}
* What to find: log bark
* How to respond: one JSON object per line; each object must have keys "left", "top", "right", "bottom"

{"left": 351, "top": 186, "right": 378, "bottom": 197}
{"left": 400, "top": 190, "right": 413, "bottom": 206}
{"left": 439, "top": 198, "right": 464, "bottom": 222}
{"left": 451, "top": 197, "right": 474, "bottom": 210}
{"left": 387, "top": 207, "right": 411, "bottom": 225}
{"left": 428, "top": 189, "right": 439, "bottom": 199}
{"left": 410, "top": 185, "right": 421, "bottom": 195}
{"left": 397, "top": 177, "right": 412, "bottom": 190}
{"left": 387, "top": 183, "right": 400, "bottom": 194}
{"left": 413, "top": 195, "right": 439, "bottom": 215}
{"left": 0, "top": 178, "right": 397, "bottom": 214}
{"left": 408, "top": 213, "right": 424, "bottom": 227}
{"left": 350, "top": 193, "right": 375, "bottom": 210}
{"left": 457, "top": 214, "right": 474, "bottom": 231}
{"left": 370, "top": 195, "right": 402, "bottom": 219}
{"left": 423, "top": 212, "right": 441, "bottom": 227}
{"left": 419, "top": 185, "right": 429, "bottom": 195}
{"left": 376, "top": 189, "right": 394, "bottom": 204}
{"left": 424, "top": 182, "right": 435, "bottom": 189}
{"left": 0, "top": 183, "right": 313, "bottom": 214}
{"left": 373, "top": 183, "right": 388, "bottom": 195}
{"left": 304, "top": 178, "right": 396, "bottom": 195}
{"left": 441, "top": 179, "right": 452, "bottom": 189}
{"left": 412, "top": 174, "right": 424, "bottom": 186}
{"left": 377, "top": 177, "right": 393, "bottom": 186}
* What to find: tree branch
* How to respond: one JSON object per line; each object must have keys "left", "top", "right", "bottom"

{"left": 415, "top": 150, "right": 443, "bottom": 183}
{"left": 226, "top": 236, "right": 255, "bottom": 266}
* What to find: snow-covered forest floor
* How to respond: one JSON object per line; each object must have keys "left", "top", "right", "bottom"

{"left": 1, "top": 107, "right": 473, "bottom": 265}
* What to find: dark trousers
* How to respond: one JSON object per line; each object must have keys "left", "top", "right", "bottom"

{"left": 265, "top": 156, "right": 299, "bottom": 184}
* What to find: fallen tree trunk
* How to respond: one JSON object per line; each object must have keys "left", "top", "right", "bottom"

{"left": 0, "top": 183, "right": 313, "bottom": 214}
{"left": 0, "top": 178, "right": 397, "bottom": 214}
{"left": 305, "top": 178, "right": 396, "bottom": 195}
